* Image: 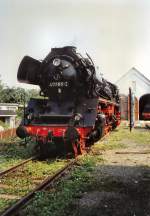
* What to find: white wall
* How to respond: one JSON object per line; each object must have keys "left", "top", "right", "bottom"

{"left": 5, "top": 116, "right": 16, "bottom": 128}
{"left": 116, "top": 68, "right": 150, "bottom": 99}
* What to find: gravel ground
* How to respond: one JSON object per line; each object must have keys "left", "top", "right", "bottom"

{"left": 73, "top": 128, "right": 150, "bottom": 216}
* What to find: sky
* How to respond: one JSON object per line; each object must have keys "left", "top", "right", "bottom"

{"left": 0, "top": 0, "right": 150, "bottom": 89}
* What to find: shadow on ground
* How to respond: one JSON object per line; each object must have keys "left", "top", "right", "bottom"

{"left": 71, "top": 164, "right": 150, "bottom": 216}
{"left": 0, "top": 139, "right": 35, "bottom": 160}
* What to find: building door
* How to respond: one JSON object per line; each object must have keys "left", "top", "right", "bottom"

{"left": 120, "top": 95, "right": 128, "bottom": 120}
{"left": 134, "top": 97, "right": 139, "bottom": 120}
{"left": 139, "top": 94, "right": 150, "bottom": 120}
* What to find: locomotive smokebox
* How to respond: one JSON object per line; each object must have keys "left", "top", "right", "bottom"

{"left": 17, "top": 56, "right": 41, "bottom": 85}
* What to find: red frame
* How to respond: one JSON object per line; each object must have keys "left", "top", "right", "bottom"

{"left": 26, "top": 125, "right": 92, "bottom": 139}
{"left": 23, "top": 97, "right": 121, "bottom": 157}
{"left": 142, "top": 112, "right": 150, "bottom": 120}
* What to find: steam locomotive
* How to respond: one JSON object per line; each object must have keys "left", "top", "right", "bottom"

{"left": 16, "top": 46, "right": 120, "bottom": 157}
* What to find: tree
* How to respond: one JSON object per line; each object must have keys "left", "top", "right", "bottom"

{"left": 26, "top": 88, "right": 40, "bottom": 102}
{"left": 0, "top": 76, "right": 4, "bottom": 102}
{"left": 0, "top": 76, "right": 40, "bottom": 104}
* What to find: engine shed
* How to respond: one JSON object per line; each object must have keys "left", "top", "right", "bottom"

{"left": 116, "top": 67, "right": 150, "bottom": 122}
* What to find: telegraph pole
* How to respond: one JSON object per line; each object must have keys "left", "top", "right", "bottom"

{"left": 129, "top": 87, "right": 134, "bottom": 131}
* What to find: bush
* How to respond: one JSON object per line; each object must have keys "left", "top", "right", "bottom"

{"left": 0, "top": 120, "right": 9, "bottom": 130}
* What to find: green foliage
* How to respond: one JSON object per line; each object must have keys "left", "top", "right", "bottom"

{"left": 0, "top": 138, "right": 67, "bottom": 212}
{"left": 0, "top": 87, "right": 39, "bottom": 104}
{"left": 0, "top": 120, "right": 9, "bottom": 129}
{"left": 26, "top": 89, "right": 40, "bottom": 100}
{"left": 0, "top": 77, "right": 39, "bottom": 104}
{"left": 16, "top": 108, "right": 24, "bottom": 119}
{"left": 126, "top": 128, "right": 150, "bottom": 145}
{"left": 20, "top": 127, "right": 150, "bottom": 216}
{"left": 1, "top": 87, "right": 24, "bottom": 103}
{"left": 22, "top": 155, "right": 100, "bottom": 216}
{"left": 0, "top": 77, "right": 4, "bottom": 101}
{"left": 0, "top": 199, "right": 16, "bottom": 212}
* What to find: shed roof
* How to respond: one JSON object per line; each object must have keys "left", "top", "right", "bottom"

{"left": 116, "top": 67, "right": 150, "bottom": 85}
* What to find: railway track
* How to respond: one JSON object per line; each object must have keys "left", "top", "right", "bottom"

{"left": 0, "top": 132, "right": 110, "bottom": 215}
{"left": 0, "top": 159, "right": 76, "bottom": 216}
{"left": 0, "top": 156, "right": 37, "bottom": 177}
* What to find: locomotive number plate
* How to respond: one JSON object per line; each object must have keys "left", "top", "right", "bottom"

{"left": 49, "top": 82, "right": 68, "bottom": 87}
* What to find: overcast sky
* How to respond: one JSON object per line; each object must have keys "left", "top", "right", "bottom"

{"left": 0, "top": 0, "right": 150, "bottom": 89}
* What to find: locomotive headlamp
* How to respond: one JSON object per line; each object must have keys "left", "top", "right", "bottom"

{"left": 72, "top": 113, "right": 83, "bottom": 126}
{"left": 53, "top": 58, "right": 61, "bottom": 67}
{"left": 74, "top": 113, "right": 83, "bottom": 122}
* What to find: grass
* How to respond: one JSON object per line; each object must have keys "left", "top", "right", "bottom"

{"left": 93, "top": 126, "right": 150, "bottom": 152}
{"left": 21, "top": 155, "right": 99, "bottom": 216}
{"left": 0, "top": 159, "right": 67, "bottom": 195}
{"left": 91, "top": 127, "right": 126, "bottom": 153}
{"left": 0, "top": 126, "right": 149, "bottom": 215}
{"left": 126, "top": 128, "right": 150, "bottom": 145}
{"left": 0, "top": 159, "right": 68, "bottom": 212}
{"left": 0, "top": 136, "right": 69, "bottom": 212}
{"left": 0, "top": 137, "right": 37, "bottom": 171}
{"left": 0, "top": 199, "right": 16, "bottom": 212}
{"left": 21, "top": 126, "right": 150, "bottom": 216}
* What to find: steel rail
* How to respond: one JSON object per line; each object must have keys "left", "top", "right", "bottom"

{"left": 0, "top": 156, "right": 37, "bottom": 177}
{"left": 0, "top": 159, "right": 76, "bottom": 216}
{"left": 115, "top": 151, "right": 150, "bottom": 154}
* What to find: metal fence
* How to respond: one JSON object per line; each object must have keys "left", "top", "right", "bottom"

{"left": 0, "top": 128, "right": 16, "bottom": 140}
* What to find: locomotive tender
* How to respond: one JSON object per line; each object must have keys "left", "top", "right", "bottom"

{"left": 16, "top": 46, "right": 120, "bottom": 157}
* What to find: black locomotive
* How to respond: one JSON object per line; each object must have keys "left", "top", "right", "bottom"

{"left": 16, "top": 46, "right": 120, "bottom": 157}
